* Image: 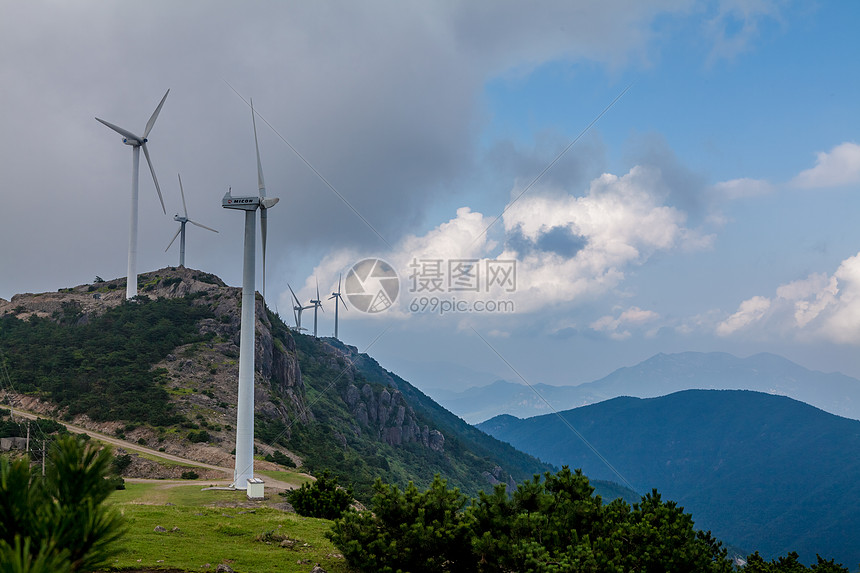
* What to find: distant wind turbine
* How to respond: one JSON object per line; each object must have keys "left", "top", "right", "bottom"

{"left": 165, "top": 174, "right": 218, "bottom": 267}
{"left": 288, "top": 283, "right": 313, "bottom": 332}
{"left": 309, "top": 278, "right": 324, "bottom": 338}
{"left": 329, "top": 274, "right": 348, "bottom": 339}
{"left": 96, "top": 90, "right": 170, "bottom": 299}
{"left": 221, "top": 99, "right": 279, "bottom": 491}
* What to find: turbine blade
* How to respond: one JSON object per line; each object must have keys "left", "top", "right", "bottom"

{"left": 251, "top": 98, "right": 266, "bottom": 198}
{"left": 141, "top": 142, "right": 166, "bottom": 214}
{"left": 338, "top": 273, "right": 342, "bottom": 293}
{"left": 95, "top": 118, "right": 141, "bottom": 144}
{"left": 188, "top": 219, "right": 218, "bottom": 233}
{"left": 341, "top": 295, "right": 349, "bottom": 311}
{"left": 293, "top": 306, "right": 298, "bottom": 326}
{"left": 288, "top": 283, "right": 300, "bottom": 306}
{"left": 178, "top": 173, "right": 188, "bottom": 217}
{"left": 165, "top": 226, "right": 182, "bottom": 251}
{"left": 143, "top": 89, "right": 170, "bottom": 139}
{"left": 316, "top": 277, "right": 320, "bottom": 301}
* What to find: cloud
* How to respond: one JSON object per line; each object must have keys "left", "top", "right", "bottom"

{"left": 704, "top": 0, "right": 785, "bottom": 63}
{"left": 711, "top": 177, "right": 774, "bottom": 199}
{"left": 591, "top": 306, "right": 660, "bottom": 340}
{"left": 792, "top": 142, "right": 860, "bottom": 189}
{"left": 716, "top": 251, "right": 860, "bottom": 344}
{"left": 293, "top": 164, "right": 710, "bottom": 318}
{"left": 716, "top": 295, "right": 771, "bottom": 336}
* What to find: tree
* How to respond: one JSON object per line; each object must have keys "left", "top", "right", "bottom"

{"left": 329, "top": 467, "right": 735, "bottom": 573}
{"left": 328, "top": 475, "right": 474, "bottom": 573}
{"left": 289, "top": 469, "right": 354, "bottom": 520}
{"left": 744, "top": 551, "right": 849, "bottom": 573}
{"left": 0, "top": 435, "right": 126, "bottom": 572}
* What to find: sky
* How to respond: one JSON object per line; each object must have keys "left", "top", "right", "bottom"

{"left": 2, "top": 1, "right": 860, "bottom": 393}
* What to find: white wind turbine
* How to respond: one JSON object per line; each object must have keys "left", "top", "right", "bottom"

{"left": 288, "top": 284, "right": 313, "bottom": 332}
{"left": 165, "top": 174, "right": 218, "bottom": 267}
{"left": 222, "top": 99, "right": 279, "bottom": 490}
{"left": 329, "top": 274, "right": 348, "bottom": 339}
{"left": 309, "top": 278, "right": 324, "bottom": 338}
{"left": 96, "top": 90, "right": 170, "bottom": 299}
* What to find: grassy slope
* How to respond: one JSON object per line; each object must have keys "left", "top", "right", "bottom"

{"left": 105, "top": 483, "right": 348, "bottom": 573}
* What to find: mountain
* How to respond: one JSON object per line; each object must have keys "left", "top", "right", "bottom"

{"left": 430, "top": 379, "right": 601, "bottom": 424}
{"left": 434, "top": 351, "right": 860, "bottom": 423}
{"left": 0, "top": 267, "right": 556, "bottom": 501}
{"left": 478, "top": 390, "right": 860, "bottom": 567}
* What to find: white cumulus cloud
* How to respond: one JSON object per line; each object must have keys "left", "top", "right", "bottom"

{"left": 716, "top": 295, "right": 771, "bottom": 336}
{"left": 792, "top": 142, "right": 860, "bottom": 189}
{"left": 591, "top": 306, "right": 660, "bottom": 340}
{"left": 716, "top": 251, "right": 860, "bottom": 345}
{"left": 294, "top": 165, "right": 711, "bottom": 318}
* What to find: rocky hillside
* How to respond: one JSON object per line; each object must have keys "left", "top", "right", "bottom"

{"left": 0, "top": 267, "right": 553, "bottom": 499}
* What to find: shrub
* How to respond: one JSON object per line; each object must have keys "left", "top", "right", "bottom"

{"left": 289, "top": 470, "right": 353, "bottom": 519}
{"left": 264, "top": 450, "right": 296, "bottom": 468}
{"left": 187, "top": 430, "right": 210, "bottom": 444}
{"left": 181, "top": 470, "right": 199, "bottom": 480}
{"left": 111, "top": 454, "right": 132, "bottom": 474}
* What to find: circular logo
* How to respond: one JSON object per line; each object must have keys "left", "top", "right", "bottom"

{"left": 345, "top": 258, "right": 400, "bottom": 313}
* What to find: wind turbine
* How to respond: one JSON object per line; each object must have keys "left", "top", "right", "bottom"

{"left": 96, "top": 90, "right": 170, "bottom": 299}
{"left": 309, "top": 278, "right": 324, "bottom": 338}
{"left": 288, "top": 283, "right": 313, "bottom": 332}
{"left": 329, "top": 273, "right": 348, "bottom": 339}
{"left": 221, "top": 99, "right": 279, "bottom": 491}
{"left": 165, "top": 174, "right": 218, "bottom": 267}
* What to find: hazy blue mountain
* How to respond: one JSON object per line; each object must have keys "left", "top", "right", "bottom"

{"left": 433, "top": 351, "right": 860, "bottom": 423}
{"left": 430, "top": 379, "right": 604, "bottom": 424}
{"left": 478, "top": 389, "right": 860, "bottom": 567}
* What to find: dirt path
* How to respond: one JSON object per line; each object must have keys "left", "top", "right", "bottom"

{"left": 11, "top": 407, "right": 304, "bottom": 490}
{"left": 12, "top": 408, "right": 232, "bottom": 474}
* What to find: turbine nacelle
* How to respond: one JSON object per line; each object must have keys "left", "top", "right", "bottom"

{"left": 222, "top": 190, "right": 262, "bottom": 211}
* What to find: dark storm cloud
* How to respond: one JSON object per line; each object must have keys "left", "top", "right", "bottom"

{"left": 487, "top": 131, "right": 607, "bottom": 194}
{"left": 0, "top": 0, "right": 695, "bottom": 299}
{"left": 623, "top": 132, "right": 709, "bottom": 218}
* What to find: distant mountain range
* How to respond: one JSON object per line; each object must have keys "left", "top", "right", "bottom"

{"left": 431, "top": 351, "right": 860, "bottom": 423}
{"left": 478, "top": 389, "right": 860, "bottom": 567}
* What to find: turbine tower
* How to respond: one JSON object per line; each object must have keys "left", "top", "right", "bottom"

{"left": 329, "top": 273, "right": 348, "bottom": 339}
{"left": 309, "top": 278, "right": 324, "bottom": 338}
{"left": 221, "top": 100, "right": 279, "bottom": 490}
{"left": 96, "top": 90, "right": 169, "bottom": 299}
{"left": 166, "top": 174, "right": 218, "bottom": 267}
{"left": 288, "top": 284, "right": 312, "bottom": 332}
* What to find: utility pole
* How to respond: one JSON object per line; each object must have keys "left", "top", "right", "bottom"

{"left": 26, "top": 420, "right": 30, "bottom": 453}
{"left": 42, "top": 441, "right": 46, "bottom": 476}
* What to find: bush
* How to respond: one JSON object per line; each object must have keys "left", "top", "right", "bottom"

{"left": 264, "top": 450, "right": 296, "bottom": 468}
{"left": 181, "top": 470, "right": 199, "bottom": 480}
{"left": 328, "top": 468, "right": 736, "bottom": 573}
{"left": 289, "top": 470, "right": 353, "bottom": 520}
{"left": 187, "top": 430, "right": 210, "bottom": 443}
{"left": 111, "top": 453, "right": 132, "bottom": 474}
{"left": 328, "top": 475, "right": 473, "bottom": 573}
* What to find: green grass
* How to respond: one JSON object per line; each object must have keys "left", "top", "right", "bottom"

{"left": 104, "top": 484, "right": 349, "bottom": 572}
{"left": 132, "top": 450, "right": 204, "bottom": 469}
